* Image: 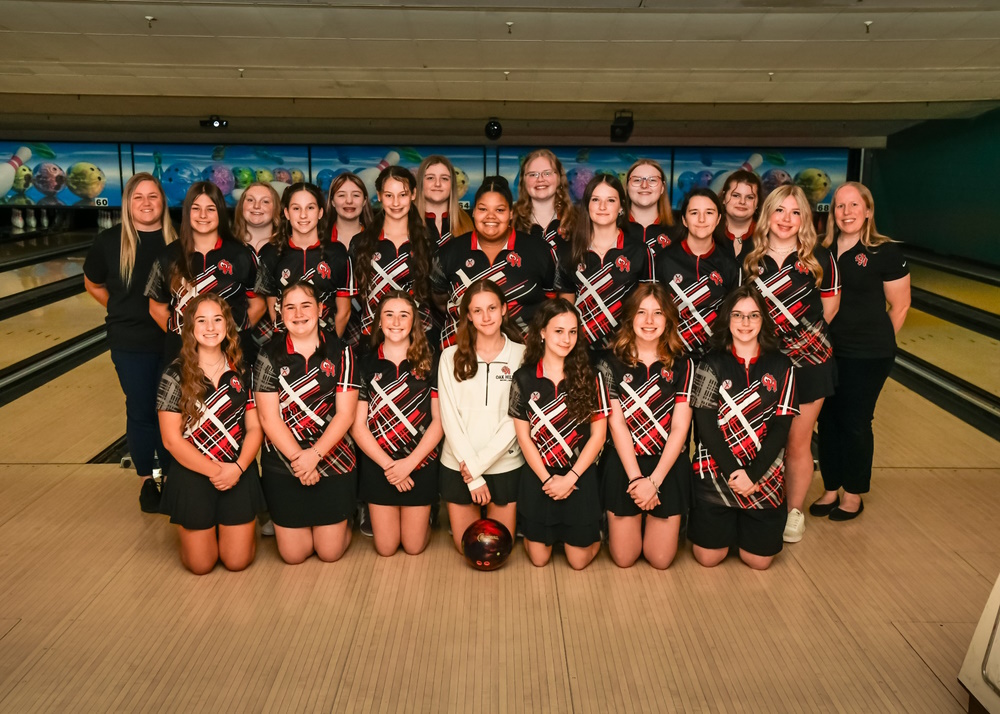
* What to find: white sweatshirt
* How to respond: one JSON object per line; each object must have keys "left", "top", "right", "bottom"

{"left": 438, "top": 337, "right": 526, "bottom": 490}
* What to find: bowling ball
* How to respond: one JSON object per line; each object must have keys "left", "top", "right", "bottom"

{"left": 161, "top": 162, "right": 200, "bottom": 204}
{"left": 32, "top": 162, "right": 66, "bottom": 196}
{"left": 462, "top": 518, "right": 513, "bottom": 571}
{"left": 795, "top": 168, "right": 832, "bottom": 205}
{"left": 202, "top": 163, "right": 235, "bottom": 195}
{"left": 290, "top": 168, "right": 305, "bottom": 184}
{"left": 255, "top": 168, "right": 274, "bottom": 183}
{"left": 232, "top": 166, "right": 255, "bottom": 189}
{"left": 453, "top": 166, "right": 470, "bottom": 200}
{"left": 272, "top": 167, "right": 292, "bottom": 184}
{"left": 12, "top": 164, "right": 32, "bottom": 193}
{"left": 566, "top": 166, "right": 594, "bottom": 202}
{"left": 67, "top": 162, "right": 107, "bottom": 199}
{"left": 761, "top": 168, "right": 793, "bottom": 198}
{"left": 694, "top": 169, "right": 714, "bottom": 189}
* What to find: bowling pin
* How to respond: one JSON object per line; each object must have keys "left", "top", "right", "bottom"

{"left": 26, "top": 208, "right": 36, "bottom": 229}
{"left": 357, "top": 150, "right": 401, "bottom": 197}
{"left": 709, "top": 153, "right": 764, "bottom": 196}
{"left": 12, "top": 208, "right": 24, "bottom": 229}
{"left": 0, "top": 147, "right": 32, "bottom": 197}
{"left": 40, "top": 209, "right": 49, "bottom": 229}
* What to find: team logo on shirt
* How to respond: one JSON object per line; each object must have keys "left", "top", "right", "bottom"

{"left": 722, "top": 379, "right": 733, "bottom": 390}
{"left": 577, "top": 263, "right": 587, "bottom": 272}
{"left": 506, "top": 252, "right": 522, "bottom": 268}
{"left": 530, "top": 391, "right": 540, "bottom": 402}
{"left": 320, "top": 359, "right": 335, "bottom": 377}
{"left": 762, "top": 373, "right": 777, "bottom": 392}
{"left": 795, "top": 261, "right": 809, "bottom": 275}
{"left": 230, "top": 376, "right": 242, "bottom": 391}
{"left": 661, "top": 368, "right": 673, "bottom": 381}
{"left": 281, "top": 268, "right": 291, "bottom": 282}
{"left": 373, "top": 252, "right": 382, "bottom": 261}
{"left": 501, "top": 366, "right": 511, "bottom": 375}
{"left": 622, "top": 373, "right": 633, "bottom": 384}
{"left": 657, "top": 234, "right": 671, "bottom": 248}
{"left": 465, "top": 258, "right": 476, "bottom": 268}
{"left": 615, "top": 256, "right": 631, "bottom": 273}
{"left": 709, "top": 271, "right": 723, "bottom": 286}
{"left": 855, "top": 254, "right": 868, "bottom": 267}
{"left": 280, "top": 366, "right": 291, "bottom": 377}
{"left": 317, "top": 261, "right": 331, "bottom": 279}
{"left": 673, "top": 273, "right": 684, "bottom": 284}
{"left": 374, "top": 372, "right": 382, "bottom": 382}
{"left": 217, "top": 259, "right": 233, "bottom": 275}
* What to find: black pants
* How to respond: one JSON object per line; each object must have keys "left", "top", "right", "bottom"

{"left": 110, "top": 349, "right": 169, "bottom": 477}
{"left": 817, "top": 355, "right": 895, "bottom": 495}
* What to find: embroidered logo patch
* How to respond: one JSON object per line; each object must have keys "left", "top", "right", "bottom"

{"left": 673, "top": 273, "right": 684, "bottom": 284}
{"left": 622, "top": 373, "right": 633, "bottom": 384}
{"left": 506, "top": 252, "right": 522, "bottom": 268}
{"left": 217, "top": 259, "right": 233, "bottom": 275}
{"left": 709, "top": 271, "right": 723, "bottom": 286}
{"left": 530, "top": 391, "right": 540, "bottom": 402}
{"left": 320, "top": 359, "right": 335, "bottom": 377}
{"left": 317, "top": 261, "right": 331, "bottom": 279}
{"left": 465, "top": 258, "right": 475, "bottom": 268}
{"left": 661, "top": 368, "right": 673, "bottom": 381}
{"left": 615, "top": 255, "right": 631, "bottom": 273}
{"left": 280, "top": 365, "right": 291, "bottom": 377}
{"left": 657, "top": 234, "right": 671, "bottom": 248}
{"left": 855, "top": 254, "right": 868, "bottom": 267}
{"left": 722, "top": 379, "right": 733, "bottom": 390}
{"left": 230, "top": 376, "right": 241, "bottom": 391}
{"left": 762, "top": 373, "right": 777, "bottom": 392}
{"left": 281, "top": 268, "right": 291, "bottom": 282}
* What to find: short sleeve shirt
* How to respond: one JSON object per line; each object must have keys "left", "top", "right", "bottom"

{"left": 350, "top": 233, "right": 430, "bottom": 338}
{"left": 258, "top": 240, "right": 355, "bottom": 333}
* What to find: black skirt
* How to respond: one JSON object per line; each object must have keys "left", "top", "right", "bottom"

{"left": 259, "top": 448, "right": 356, "bottom": 528}
{"left": 516, "top": 463, "right": 601, "bottom": 547}
{"left": 160, "top": 459, "right": 266, "bottom": 531}
{"left": 358, "top": 452, "right": 439, "bottom": 507}
{"left": 439, "top": 465, "right": 520, "bottom": 506}
{"left": 602, "top": 450, "right": 692, "bottom": 519}
{"left": 794, "top": 358, "right": 837, "bottom": 404}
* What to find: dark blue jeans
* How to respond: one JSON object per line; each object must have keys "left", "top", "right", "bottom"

{"left": 110, "top": 349, "right": 169, "bottom": 477}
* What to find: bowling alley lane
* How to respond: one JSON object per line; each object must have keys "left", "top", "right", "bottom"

{"left": 896, "top": 308, "right": 1000, "bottom": 397}
{"left": 0, "top": 255, "right": 84, "bottom": 299}
{"left": 0, "top": 292, "right": 105, "bottom": 370}
{"left": 908, "top": 263, "right": 1000, "bottom": 315}
{"left": 0, "top": 232, "right": 92, "bottom": 270}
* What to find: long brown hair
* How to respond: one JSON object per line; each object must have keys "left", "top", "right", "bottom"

{"left": 523, "top": 298, "right": 595, "bottom": 424}
{"left": 326, "top": 172, "right": 374, "bottom": 237}
{"left": 611, "top": 284, "right": 683, "bottom": 369}
{"left": 176, "top": 292, "right": 243, "bottom": 431}
{"left": 232, "top": 181, "right": 280, "bottom": 247}
{"left": 513, "top": 149, "right": 576, "bottom": 236}
{"left": 743, "top": 184, "right": 823, "bottom": 288}
{"left": 371, "top": 290, "right": 434, "bottom": 380}
{"left": 171, "top": 181, "right": 237, "bottom": 292}
{"left": 453, "top": 279, "right": 522, "bottom": 382}
{"left": 822, "top": 181, "right": 893, "bottom": 250}
{"left": 711, "top": 284, "right": 781, "bottom": 354}
{"left": 119, "top": 172, "right": 176, "bottom": 287}
{"left": 625, "top": 159, "right": 674, "bottom": 227}
{"left": 416, "top": 155, "right": 474, "bottom": 236}
{"left": 569, "top": 173, "right": 629, "bottom": 269}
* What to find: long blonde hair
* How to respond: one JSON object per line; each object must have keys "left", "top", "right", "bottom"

{"left": 415, "top": 155, "right": 473, "bottom": 237}
{"left": 119, "top": 173, "right": 176, "bottom": 287}
{"left": 822, "top": 181, "right": 893, "bottom": 250}
{"left": 743, "top": 184, "right": 823, "bottom": 288}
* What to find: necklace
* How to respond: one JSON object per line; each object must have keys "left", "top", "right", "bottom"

{"left": 532, "top": 210, "right": 556, "bottom": 228}
{"left": 200, "top": 354, "right": 227, "bottom": 382}
{"left": 767, "top": 243, "right": 798, "bottom": 256}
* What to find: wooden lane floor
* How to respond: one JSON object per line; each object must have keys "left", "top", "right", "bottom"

{"left": 896, "top": 308, "right": 1000, "bottom": 397}
{"left": 0, "top": 292, "right": 106, "bottom": 370}
{"left": 0, "top": 356, "right": 997, "bottom": 712}
{"left": 0, "top": 232, "right": 92, "bottom": 267}
{"left": 0, "top": 255, "right": 84, "bottom": 299}
{"left": 908, "top": 263, "right": 1000, "bottom": 315}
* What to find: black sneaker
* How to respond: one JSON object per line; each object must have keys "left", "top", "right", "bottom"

{"left": 359, "top": 503, "right": 373, "bottom": 537}
{"left": 139, "top": 478, "right": 160, "bottom": 514}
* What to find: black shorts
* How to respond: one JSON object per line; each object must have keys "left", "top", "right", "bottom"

{"left": 439, "top": 465, "right": 520, "bottom": 506}
{"left": 160, "top": 460, "right": 266, "bottom": 531}
{"left": 794, "top": 359, "right": 837, "bottom": 404}
{"left": 358, "top": 452, "right": 439, "bottom": 507}
{"left": 602, "top": 450, "right": 691, "bottom": 519}
{"left": 687, "top": 499, "right": 784, "bottom": 558}
{"left": 260, "top": 448, "right": 356, "bottom": 528}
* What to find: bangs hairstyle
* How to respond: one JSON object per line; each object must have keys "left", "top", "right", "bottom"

{"left": 570, "top": 173, "right": 629, "bottom": 269}
{"left": 371, "top": 290, "right": 434, "bottom": 380}
{"left": 326, "top": 172, "right": 374, "bottom": 234}
{"left": 416, "top": 155, "right": 474, "bottom": 236}
{"left": 176, "top": 292, "right": 244, "bottom": 430}
{"left": 119, "top": 172, "right": 176, "bottom": 288}
{"left": 232, "top": 181, "right": 280, "bottom": 247}
{"left": 611, "top": 283, "right": 683, "bottom": 369}
{"left": 720, "top": 169, "right": 763, "bottom": 221}
{"left": 743, "top": 184, "right": 823, "bottom": 288}
{"left": 625, "top": 159, "right": 674, "bottom": 227}
{"left": 711, "top": 284, "right": 780, "bottom": 354}
{"left": 281, "top": 278, "right": 320, "bottom": 306}
{"left": 523, "top": 298, "right": 596, "bottom": 424}
{"left": 453, "top": 279, "right": 522, "bottom": 382}
{"left": 171, "top": 181, "right": 236, "bottom": 291}
{"left": 513, "top": 148, "right": 577, "bottom": 237}
{"left": 822, "top": 181, "right": 892, "bottom": 250}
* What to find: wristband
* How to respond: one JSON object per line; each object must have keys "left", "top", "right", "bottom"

{"left": 567, "top": 469, "right": 579, "bottom": 480}
{"left": 542, "top": 475, "right": 554, "bottom": 486}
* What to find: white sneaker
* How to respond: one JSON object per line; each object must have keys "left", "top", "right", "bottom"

{"left": 260, "top": 519, "right": 275, "bottom": 537}
{"left": 783, "top": 508, "right": 805, "bottom": 543}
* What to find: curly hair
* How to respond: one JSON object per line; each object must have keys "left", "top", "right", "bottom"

{"left": 512, "top": 149, "right": 576, "bottom": 237}
{"left": 743, "top": 184, "right": 824, "bottom": 288}
{"left": 822, "top": 181, "right": 893, "bottom": 251}
{"left": 569, "top": 173, "right": 629, "bottom": 269}
{"left": 523, "top": 298, "right": 596, "bottom": 424}
{"left": 720, "top": 169, "right": 763, "bottom": 223}
{"left": 710, "top": 284, "right": 781, "bottom": 354}
{"left": 625, "top": 159, "right": 674, "bottom": 227}
{"left": 326, "top": 172, "right": 374, "bottom": 239}
{"left": 232, "top": 181, "right": 280, "bottom": 248}
{"left": 371, "top": 290, "right": 434, "bottom": 381}
{"left": 176, "top": 292, "right": 244, "bottom": 431}
{"left": 611, "top": 283, "right": 683, "bottom": 369}
{"left": 453, "top": 279, "right": 523, "bottom": 382}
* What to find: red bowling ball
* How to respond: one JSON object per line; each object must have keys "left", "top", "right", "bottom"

{"left": 461, "top": 518, "right": 513, "bottom": 571}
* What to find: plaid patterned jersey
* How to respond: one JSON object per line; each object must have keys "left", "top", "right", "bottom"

{"left": 627, "top": 218, "right": 683, "bottom": 260}
{"left": 653, "top": 239, "right": 742, "bottom": 360}
{"left": 689, "top": 348, "right": 798, "bottom": 509}
{"left": 349, "top": 233, "right": 432, "bottom": 338}
{"left": 752, "top": 247, "right": 840, "bottom": 367}
{"left": 508, "top": 362, "right": 611, "bottom": 468}
{"left": 529, "top": 217, "right": 563, "bottom": 250}
{"left": 258, "top": 240, "right": 356, "bottom": 335}
{"left": 145, "top": 238, "right": 262, "bottom": 334}
{"left": 254, "top": 332, "right": 359, "bottom": 476}
{"left": 425, "top": 212, "right": 453, "bottom": 247}
{"left": 357, "top": 345, "right": 438, "bottom": 466}
{"left": 555, "top": 229, "right": 654, "bottom": 351}
{"left": 157, "top": 362, "right": 254, "bottom": 463}
{"left": 332, "top": 225, "right": 365, "bottom": 348}
{"left": 598, "top": 354, "right": 694, "bottom": 456}
{"left": 431, "top": 229, "right": 557, "bottom": 349}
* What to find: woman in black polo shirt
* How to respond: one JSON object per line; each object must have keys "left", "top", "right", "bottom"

{"left": 84, "top": 171, "right": 176, "bottom": 512}
{"left": 814, "top": 182, "right": 910, "bottom": 521}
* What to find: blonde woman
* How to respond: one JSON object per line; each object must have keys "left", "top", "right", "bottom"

{"left": 416, "top": 155, "right": 473, "bottom": 246}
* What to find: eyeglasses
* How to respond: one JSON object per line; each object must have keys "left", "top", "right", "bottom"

{"left": 629, "top": 176, "right": 661, "bottom": 187}
{"left": 524, "top": 170, "right": 555, "bottom": 180}
{"left": 730, "top": 311, "right": 762, "bottom": 323}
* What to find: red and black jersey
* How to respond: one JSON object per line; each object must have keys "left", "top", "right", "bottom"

{"left": 529, "top": 216, "right": 563, "bottom": 250}
{"left": 627, "top": 218, "right": 684, "bottom": 259}
{"left": 689, "top": 347, "right": 798, "bottom": 510}
{"left": 145, "top": 238, "right": 262, "bottom": 334}
{"left": 157, "top": 362, "right": 254, "bottom": 463}
{"left": 715, "top": 221, "right": 756, "bottom": 259}
{"left": 508, "top": 362, "right": 610, "bottom": 469}
{"left": 254, "top": 332, "right": 358, "bottom": 476}
{"left": 555, "top": 229, "right": 653, "bottom": 351}
{"left": 653, "top": 239, "right": 742, "bottom": 360}
{"left": 598, "top": 354, "right": 694, "bottom": 456}
{"left": 258, "top": 239, "right": 356, "bottom": 334}
{"left": 430, "top": 229, "right": 557, "bottom": 348}
{"left": 349, "top": 233, "right": 431, "bottom": 338}
{"left": 357, "top": 345, "right": 438, "bottom": 467}
{"left": 751, "top": 247, "right": 840, "bottom": 367}
{"left": 425, "top": 212, "right": 452, "bottom": 247}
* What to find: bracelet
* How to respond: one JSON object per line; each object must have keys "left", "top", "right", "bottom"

{"left": 646, "top": 475, "right": 661, "bottom": 494}
{"left": 567, "top": 469, "right": 579, "bottom": 480}
{"left": 311, "top": 445, "right": 323, "bottom": 459}
{"left": 237, "top": 462, "right": 246, "bottom": 476}
{"left": 542, "top": 475, "right": 554, "bottom": 486}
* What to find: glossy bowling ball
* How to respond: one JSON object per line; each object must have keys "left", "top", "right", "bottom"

{"left": 462, "top": 518, "right": 513, "bottom": 571}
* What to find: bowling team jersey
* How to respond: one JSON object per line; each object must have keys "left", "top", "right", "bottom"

{"left": 254, "top": 332, "right": 358, "bottom": 477}
{"left": 555, "top": 229, "right": 653, "bottom": 351}
{"left": 156, "top": 361, "right": 254, "bottom": 463}
{"left": 430, "top": 229, "right": 557, "bottom": 349}
{"left": 425, "top": 212, "right": 452, "bottom": 247}
{"left": 508, "top": 361, "right": 610, "bottom": 469}
{"left": 597, "top": 353, "right": 694, "bottom": 457}
{"left": 653, "top": 239, "right": 742, "bottom": 360}
{"left": 258, "top": 239, "right": 356, "bottom": 334}
{"left": 689, "top": 347, "right": 798, "bottom": 510}
{"left": 330, "top": 225, "right": 367, "bottom": 348}
{"left": 145, "top": 238, "right": 262, "bottom": 333}
{"left": 714, "top": 221, "right": 756, "bottom": 259}
{"left": 627, "top": 218, "right": 683, "bottom": 259}
{"left": 528, "top": 216, "right": 563, "bottom": 250}
{"left": 349, "top": 233, "right": 431, "bottom": 339}
{"left": 751, "top": 247, "right": 840, "bottom": 368}
{"left": 356, "top": 344, "right": 438, "bottom": 467}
